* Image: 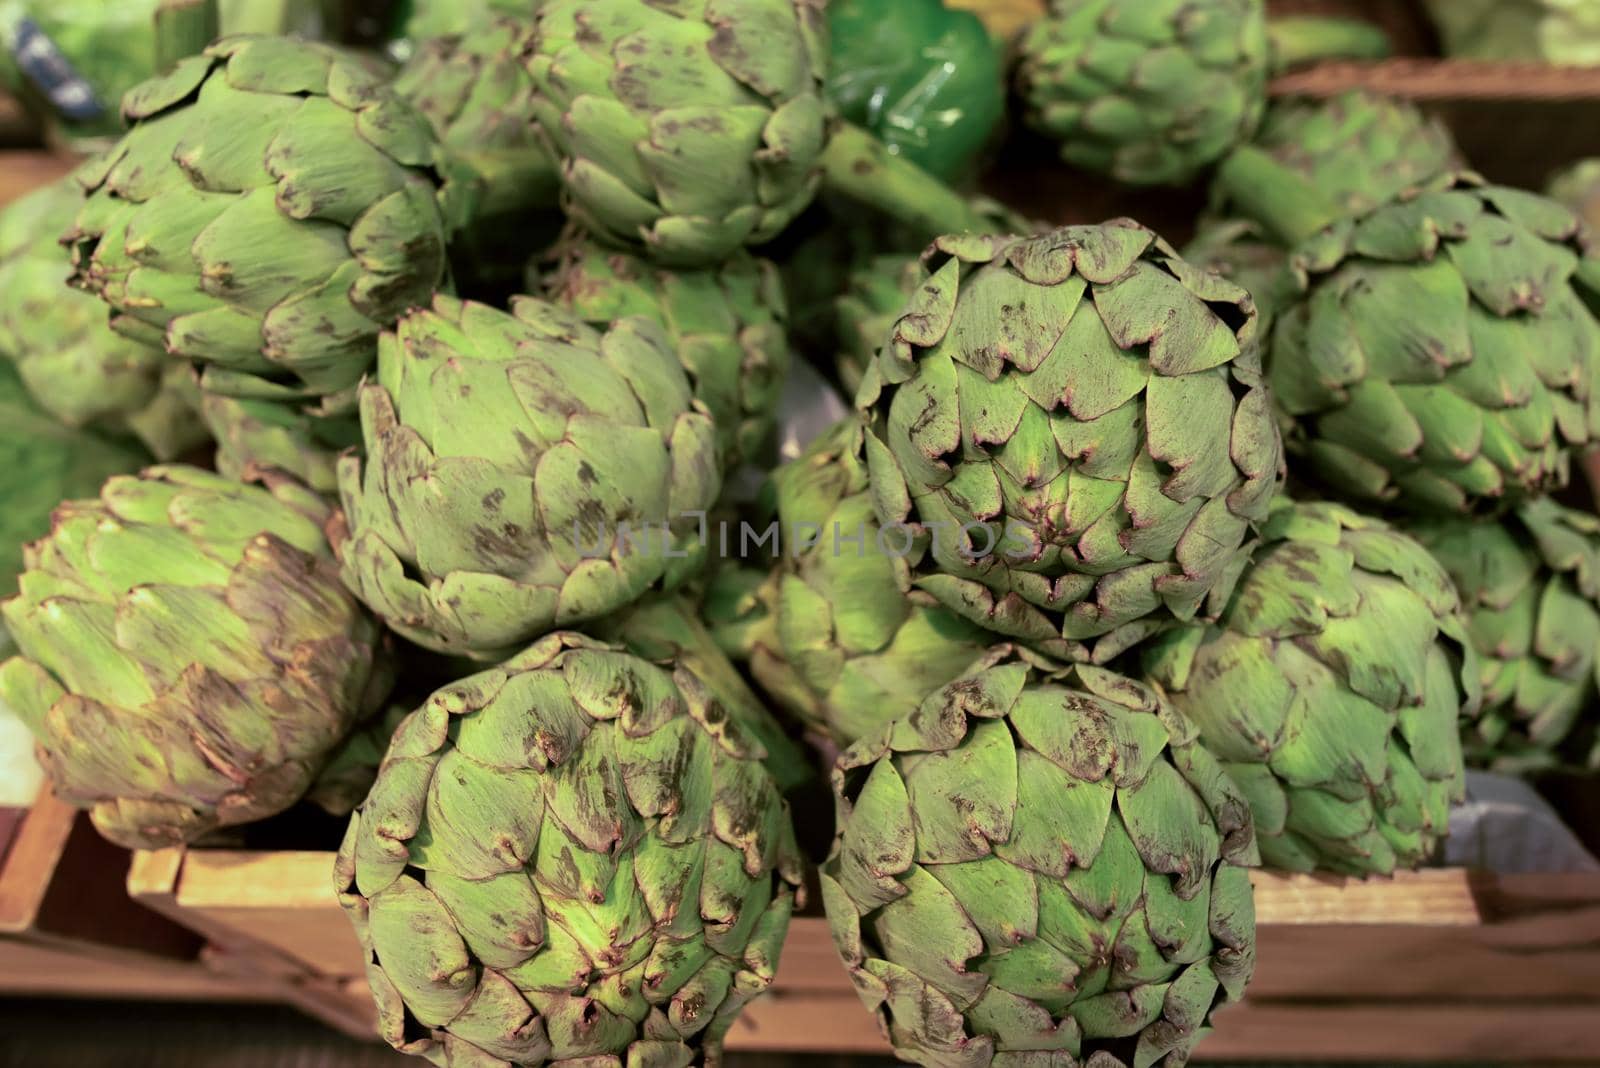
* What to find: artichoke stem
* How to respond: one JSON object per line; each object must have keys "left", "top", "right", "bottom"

{"left": 1268, "top": 16, "right": 1392, "bottom": 72}
{"left": 820, "top": 122, "right": 991, "bottom": 243}
{"left": 153, "top": 0, "right": 220, "bottom": 73}
{"left": 1215, "top": 144, "right": 1344, "bottom": 245}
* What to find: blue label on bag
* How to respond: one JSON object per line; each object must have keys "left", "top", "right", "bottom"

{"left": 9, "top": 18, "right": 104, "bottom": 122}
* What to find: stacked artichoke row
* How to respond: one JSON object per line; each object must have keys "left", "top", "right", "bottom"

{"left": 0, "top": 1, "right": 1597, "bottom": 1067}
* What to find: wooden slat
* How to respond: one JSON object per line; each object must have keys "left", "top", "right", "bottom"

{"left": 726, "top": 994, "right": 1600, "bottom": 1061}
{"left": 171, "top": 850, "right": 342, "bottom": 910}
{"left": 1250, "top": 868, "right": 1482, "bottom": 925}
{"left": 0, "top": 793, "right": 75, "bottom": 934}
{"left": 0, "top": 938, "right": 266, "bottom": 1002}
{"left": 1273, "top": 59, "right": 1600, "bottom": 100}
{"left": 1251, "top": 925, "right": 1600, "bottom": 999}
{"left": 154, "top": 850, "right": 361, "bottom": 977}
{"left": 1196, "top": 1002, "right": 1600, "bottom": 1063}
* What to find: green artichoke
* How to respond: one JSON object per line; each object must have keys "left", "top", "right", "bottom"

{"left": 540, "top": 234, "right": 792, "bottom": 470}
{"left": 1016, "top": 1, "right": 1392, "bottom": 187}
{"left": 1548, "top": 157, "right": 1600, "bottom": 232}
{"left": 711, "top": 418, "right": 992, "bottom": 747}
{"left": 1212, "top": 90, "right": 1461, "bottom": 246}
{"left": 1423, "top": 0, "right": 1600, "bottom": 63}
{"left": 1182, "top": 220, "right": 1294, "bottom": 334}
{"left": 526, "top": 0, "right": 828, "bottom": 266}
{"left": 1408, "top": 499, "right": 1600, "bottom": 772}
{"left": 835, "top": 252, "right": 922, "bottom": 397}
{"left": 0, "top": 176, "right": 208, "bottom": 460}
{"left": 1145, "top": 499, "right": 1476, "bottom": 874}
{"left": 857, "top": 225, "right": 1282, "bottom": 663}
{"left": 1269, "top": 176, "right": 1600, "bottom": 514}
{"left": 200, "top": 391, "right": 356, "bottom": 495}
{"left": 1016, "top": 0, "right": 1271, "bottom": 186}
{"left": 304, "top": 702, "right": 411, "bottom": 819}
{"left": 394, "top": 16, "right": 561, "bottom": 297}
{"left": 65, "top": 36, "right": 451, "bottom": 421}
{"left": 0, "top": 360, "right": 148, "bottom": 600}
{"left": 333, "top": 295, "right": 720, "bottom": 661}
{"left": 335, "top": 630, "right": 803, "bottom": 1066}
{"left": 0, "top": 464, "right": 391, "bottom": 849}
{"left": 823, "top": 653, "right": 1258, "bottom": 1068}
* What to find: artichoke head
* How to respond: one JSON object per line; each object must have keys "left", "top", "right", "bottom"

{"left": 1145, "top": 499, "right": 1477, "bottom": 874}
{"left": 856, "top": 224, "right": 1283, "bottom": 664}
{"left": 723, "top": 417, "right": 993, "bottom": 747}
{"left": 1548, "top": 157, "right": 1600, "bottom": 234}
{"left": 65, "top": 36, "right": 451, "bottom": 417}
{"left": 541, "top": 234, "right": 793, "bottom": 471}
{"left": 333, "top": 295, "right": 721, "bottom": 661}
{"left": 394, "top": 16, "right": 562, "bottom": 296}
{"left": 1016, "top": 0, "right": 1271, "bottom": 186}
{"left": 0, "top": 361, "right": 148, "bottom": 600}
{"left": 0, "top": 464, "right": 391, "bottom": 849}
{"left": 1211, "top": 90, "right": 1461, "bottom": 246}
{"left": 823, "top": 652, "right": 1258, "bottom": 1068}
{"left": 1272, "top": 176, "right": 1600, "bottom": 514}
{"left": 1423, "top": 0, "right": 1600, "bottom": 63}
{"left": 526, "top": 0, "right": 829, "bottom": 266}
{"left": 0, "top": 176, "right": 209, "bottom": 460}
{"left": 1408, "top": 499, "right": 1600, "bottom": 772}
{"left": 335, "top": 631, "right": 803, "bottom": 1066}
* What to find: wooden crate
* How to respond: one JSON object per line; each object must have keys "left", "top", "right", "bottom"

{"left": 0, "top": 792, "right": 268, "bottom": 1002}
{"left": 125, "top": 847, "right": 1600, "bottom": 1062}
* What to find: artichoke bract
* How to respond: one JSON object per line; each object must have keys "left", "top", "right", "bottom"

{"left": 541, "top": 234, "right": 792, "bottom": 471}
{"left": 335, "top": 631, "right": 803, "bottom": 1067}
{"left": 1017, "top": 0, "right": 1271, "bottom": 186}
{"left": 0, "top": 464, "right": 391, "bottom": 849}
{"left": 1270, "top": 176, "right": 1600, "bottom": 514}
{"left": 527, "top": 0, "right": 828, "bottom": 266}
{"left": 598, "top": 593, "right": 815, "bottom": 793}
{"left": 394, "top": 16, "right": 561, "bottom": 296}
{"left": 201, "top": 391, "right": 356, "bottom": 495}
{"left": 1212, "top": 90, "right": 1460, "bottom": 246}
{"left": 1145, "top": 500, "right": 1476, "bottom": 875}
{"left": 333, "top": 295, "right": 721, "bottom": 661}
{"left": 856, "top": 225, "right": 1281, "bottom": 664}
{"left": 1408, "top": 500, "right": 1600, "bottom": 772}
{"left": 823, "top": 653, "right": 1258, "bottom": 1068}
{"left": 65, "top": 36, "right": 450, "bottom": 416}
{"left": 0, "top": 177, "right": 207, "bottom": 461}
{"left": 714, "top": 418, "right": 992, "bottom": 747}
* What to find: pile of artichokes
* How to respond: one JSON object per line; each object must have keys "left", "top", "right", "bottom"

{"left": 0, "top": 2, "right": 1597, "bottom": 1066}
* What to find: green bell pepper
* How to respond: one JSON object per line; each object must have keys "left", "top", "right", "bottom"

{"left": 826, "top": 0, "right": 1004, "bottom": 183}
